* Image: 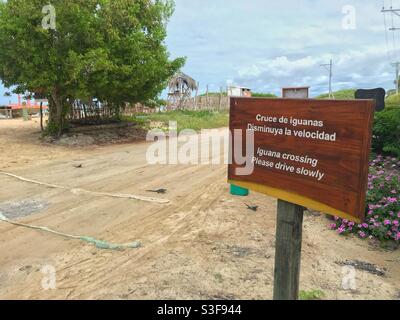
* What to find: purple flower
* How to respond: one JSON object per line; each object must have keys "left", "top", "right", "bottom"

{"left": 384, "top": 220, "right": 392, "bottom": 226}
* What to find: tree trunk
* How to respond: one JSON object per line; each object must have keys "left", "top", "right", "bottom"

{"left": 40, "top": 102, "right": 44, "bottom": 132}
{"left": 48, "top": 87, "right": 65, "bottom": 137}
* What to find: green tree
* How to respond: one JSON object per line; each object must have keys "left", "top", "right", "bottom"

{"left": 0, "top": 0, "right": 184, "bottom": 136}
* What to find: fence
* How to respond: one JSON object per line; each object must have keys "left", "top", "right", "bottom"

{"left": 69, "top": 101, "right": 116, "bottom": 122}
{"left": 69, "top": 94, "right": 229, "bottom": 122}
{"left": 167, "top": 95, "right": 229, "bottom": 111}
{"left": 69, "top": 101, "right": 157, "bottom": 122}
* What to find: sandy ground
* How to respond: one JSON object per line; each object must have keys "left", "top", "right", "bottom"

{"left": 0, "top": 118, "right": 399, "bottom": 300}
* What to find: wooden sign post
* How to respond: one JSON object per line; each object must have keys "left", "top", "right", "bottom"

{"left": 228, "top": 97, "right": 375, "bottom": 300}
{"left": 273, "top": 200, "right": 304, "bottom": 300}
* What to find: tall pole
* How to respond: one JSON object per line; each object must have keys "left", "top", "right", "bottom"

{"left": 320, "top": 60, "right": 333, "bottom": 98}
{"left": 382, "top": 5, "right": 400, "bottom": 93}
{"left": 329, "top": 59, "right": 333, "bottom": 98}
{"left": 393, "top": 62, "right": 400, "bottom": 94}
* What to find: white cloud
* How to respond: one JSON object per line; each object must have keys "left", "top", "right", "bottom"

{"left": 233, "top": 46, "right": 393, "bottom": 95}
{"left": 164, "top": 0, "right": 400, "bottom": 95}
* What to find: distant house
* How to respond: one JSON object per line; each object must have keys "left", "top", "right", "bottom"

{"left": 282, "top": 87, "right": 310, "bottom": 99}
{"left": 227, "top": 86, "right": 252, "bottom": 97}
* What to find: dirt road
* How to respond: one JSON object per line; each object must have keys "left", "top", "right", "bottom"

{"left": 0, "top": 119, "right": 399, "bottom": 300}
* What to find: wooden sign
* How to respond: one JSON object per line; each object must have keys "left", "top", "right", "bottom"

{"left": 228, "top": 98, "right": 375, "bottom": 223}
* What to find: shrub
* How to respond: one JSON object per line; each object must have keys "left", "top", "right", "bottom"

{"left": 385, "top": 93, "right": 400, "bottom": 109}
{"left": 252, "top": 92, "right": 277, "bottom": 98}
{"left": 372, "top": 108, "right": 400, "bottom": 157}
{"left": 299, "top": 289, "right": 325, "bottom": 300}
{"left": 330, "top": 155, "right": 400, "bottom": 243}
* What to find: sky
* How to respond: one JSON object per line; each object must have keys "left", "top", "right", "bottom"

{"left": 164, "top": 0, "right": 399, "bottom": 97}
{"left": 0, "top": 0, "right": 399, "bottom": 104}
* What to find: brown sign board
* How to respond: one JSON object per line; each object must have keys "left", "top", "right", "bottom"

{"left": 228, "top": 98, "right": 375, "bottom": 223}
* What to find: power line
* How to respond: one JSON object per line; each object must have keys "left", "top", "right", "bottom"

{"left": 392, "top": 62, "right": 400, "bottom": 94}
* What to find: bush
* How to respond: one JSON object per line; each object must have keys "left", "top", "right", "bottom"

{"left": 385, "top": 93, "right": 400, "bottom": 109}
{"left": 330, "top": 155, "right": 400, "bottom": 243}
{"left": 252, "top": 92, "right": 277, "bottom": 98}
{"left": 373, "top": 108, "right": 400, "bottom": 157}
{"left": 299, "top": 289, "right": 325, "bottom": 300}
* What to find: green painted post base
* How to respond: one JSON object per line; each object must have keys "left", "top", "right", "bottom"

{"left": 230, "top": 184, "right": 249, "bottom": 196}
{"left": 22, "top": 108, "right": 29, "bottom": 121}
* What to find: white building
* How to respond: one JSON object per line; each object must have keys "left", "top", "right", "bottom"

{"left": 227, "top": 86, "right": 252, "bottom": 97}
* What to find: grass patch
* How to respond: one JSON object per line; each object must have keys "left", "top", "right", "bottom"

{"left": 385, "top": 93, "right": 400, "bottom": 109}
{"left": 299, "top": 289, "right": 325, "bottom": 300}
{"left": 316, "top": 89, "right": 356, "bottom": 100}
{"left": 213, "top": 272, "right": 224, "bottom": 283}
{"left": 122, "top": 110, "right": 229, "bottom": 132}
{"left": 252, "top": 92, "right": 277, "bottom": 98}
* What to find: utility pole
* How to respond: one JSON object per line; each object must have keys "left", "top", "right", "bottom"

{"left": 382, "top": 4, "right": 400, "bottom": 93}
{"left": 392, "top": 62, "right": 400, "bottom": 93}
{"left": 320, "top": 59, "right": 333, "bottom": 98}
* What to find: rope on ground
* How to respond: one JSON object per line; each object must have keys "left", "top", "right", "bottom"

{"left": 0, "top": 171, "right": 169, "bottom": 204}
{"left": 0, "top": 212, "right": 142, "bottom": 250}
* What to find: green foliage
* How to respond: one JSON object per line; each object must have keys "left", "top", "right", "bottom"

{"left": 385, "top": 93, "right": 400, "bottom": 109}
{"left": 373, "top": 108, "right": 400, "bottom": 157}
{"left": 331, "top": 156, "right": 400, "bottom": 243}
{"left": 299, "top": 289, "right": 325, "bottom": 300}
{"left": 213, "top": 273, "right": 224, "bottom": 283}
{"left": 316, "top": 89, "right": 356, "bottom": 100}
{"left": 251, "top": 92, "right": 277, "bottom": 98}
{"left": 123, "top": 110, "right": 229, "bottom": 132}
{"left": 144, "top": 98, "right": 168, "bottom": 108}
{"left": 0, "top": 0, "right": 183, "bottom": 135}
